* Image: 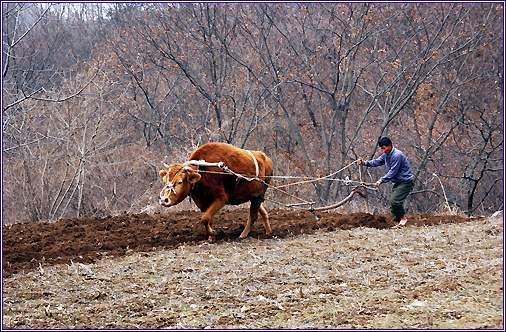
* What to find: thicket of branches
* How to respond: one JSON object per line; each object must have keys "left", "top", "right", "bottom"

{"left": 2, "top": 3, "right": 503, "bottom": 224}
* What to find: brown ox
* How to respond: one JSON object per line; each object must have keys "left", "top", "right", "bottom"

{"left": 159, "top": 142, "right": 273, "bottom": 241}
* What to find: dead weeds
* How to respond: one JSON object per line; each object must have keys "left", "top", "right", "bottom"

{"left": 2, "top": 211, "right": 503, "bottom": 329}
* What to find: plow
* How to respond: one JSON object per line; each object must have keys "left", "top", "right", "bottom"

{"left": 178, "top": 158, "right": 374, "bottom": 216}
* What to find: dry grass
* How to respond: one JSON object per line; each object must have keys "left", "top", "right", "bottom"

{"left": 3, "top": 212, "right": 503, "bottom": 329}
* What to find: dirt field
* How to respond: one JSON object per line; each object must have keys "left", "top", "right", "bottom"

{"left": 2, "top": 209, "right": 504, "bottom": 329}
{"left": 2, "top": 209, "right": 472, "bottom": 276}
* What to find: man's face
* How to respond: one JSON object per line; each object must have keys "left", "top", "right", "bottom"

{"left": 380, "top": 144, "right": 393, "bottom": 155}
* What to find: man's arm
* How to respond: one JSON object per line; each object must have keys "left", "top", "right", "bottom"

{"left": 364, "top": 154, "right": 385, "bottom": 168}
{"left": 379, "top": 155, "right": 401, "bottom": 183}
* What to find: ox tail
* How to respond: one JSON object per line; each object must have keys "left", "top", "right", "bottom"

{"left": 259, "top": 203, "right": 271, "bottom": 234}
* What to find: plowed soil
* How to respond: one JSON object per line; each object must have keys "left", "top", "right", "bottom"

{"left": 3, "top": 209, "right": 503, "bottom": 329}
{"left": 3, "top": 209, "right": 471, "bottom": 276}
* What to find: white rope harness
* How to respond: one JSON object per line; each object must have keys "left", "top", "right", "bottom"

{"left": 246, "top": 150, "right": 259, "bottom": 177}
{"left": 184, "top": 160, "right": 377, "bottom": 189}
{"left": 161, "top": 157, "right": 376, "bottom": 210}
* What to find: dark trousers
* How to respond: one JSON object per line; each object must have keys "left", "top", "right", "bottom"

{"left": 390, "top": 179, "right": 415, "bottom": 221}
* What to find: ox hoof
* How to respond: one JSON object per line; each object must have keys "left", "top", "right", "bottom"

{"left": 208, "top": 235, "right": 216, "bottom": 242}
{"left": 239, "top": 228, "right": 250, "bottom": 239}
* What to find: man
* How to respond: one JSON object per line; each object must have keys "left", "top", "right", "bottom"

{"left": 358, "top": 137, "right": 414, "bottom": 228}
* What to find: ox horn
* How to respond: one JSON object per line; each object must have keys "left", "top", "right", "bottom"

{"left": 163, "top": 162, "right": 170, "bottom": 169}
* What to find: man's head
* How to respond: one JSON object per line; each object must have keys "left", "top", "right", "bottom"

{"left": 378, "top": 136, "right": 393, "bottom": 155}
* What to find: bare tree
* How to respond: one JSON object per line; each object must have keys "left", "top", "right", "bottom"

{"left": 3, "top": 3, "right": 109, "bottom": 223}
{"left": 134, "top": 3, "right": 273, "bottom": 148}
{"left": 2, "top": 3, "right": 502, "bottom": 223}
{"left": 2, "top": 3, "right": 98, "bottom": 112}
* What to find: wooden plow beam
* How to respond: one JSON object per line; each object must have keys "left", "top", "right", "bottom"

{"left": 311, "top": 164, "right": 370, "bottom": 213}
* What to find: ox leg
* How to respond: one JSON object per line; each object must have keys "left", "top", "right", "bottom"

{"left": 259, "top": 203, "right": 271, "bottom": 235}
{"left": 201, "top": 200, "right": 225, "bottom": 242}
{"left": 240, "top": 198, "right": 262, "bottom": 239}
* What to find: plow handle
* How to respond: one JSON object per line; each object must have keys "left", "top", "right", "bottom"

{"left": 359, "top": 164, "right": 370, "bottom": 213}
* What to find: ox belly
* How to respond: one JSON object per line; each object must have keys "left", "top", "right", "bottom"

{"left": 190, "top": 174, "right": 266, "bottom": 211}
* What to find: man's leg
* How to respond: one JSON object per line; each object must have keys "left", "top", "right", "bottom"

{"left": 390, "top": 179, "right": 415, "bottom": 224}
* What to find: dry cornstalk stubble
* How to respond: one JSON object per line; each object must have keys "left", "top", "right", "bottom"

{"left": 2, "top": 211, "right": 503, "bottom": 329}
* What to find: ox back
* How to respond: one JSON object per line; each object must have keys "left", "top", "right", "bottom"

{"left": 188, "top": 142, "right": 273, "bottom": 211}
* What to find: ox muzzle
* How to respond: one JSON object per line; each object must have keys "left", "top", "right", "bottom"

{"left": 159, "top": 183, "right": 175, "bottom": 206}
{"left": 159, "top": 162, "right": 177, "bottom": 207}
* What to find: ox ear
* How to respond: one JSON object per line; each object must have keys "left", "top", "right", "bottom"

{"left": 187, "top": 172, "right": 201, "bottom": 184}
{"left": 159, "top": 170, "right": 167, "bottom": 178}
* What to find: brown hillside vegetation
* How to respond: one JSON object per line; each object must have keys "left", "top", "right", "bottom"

{"left": 3, "top": 3, "right": 503, "bottom": 226}
{"left": 2, "top": 210, "right": 503, "bottom": 329}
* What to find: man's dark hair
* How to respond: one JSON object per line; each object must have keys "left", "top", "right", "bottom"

{"left": 378, "top": 136, "right": 392, "bottom": 147}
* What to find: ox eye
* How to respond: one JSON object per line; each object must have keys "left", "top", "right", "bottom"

{"left": 177, "top": 180, "right": 183, "bottom": 185}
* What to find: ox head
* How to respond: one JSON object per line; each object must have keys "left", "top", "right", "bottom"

{"left": 159, "top": 163, "right": 201, "bottom": 207}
